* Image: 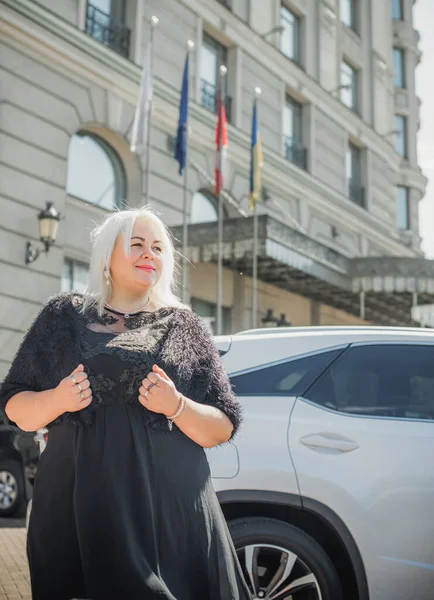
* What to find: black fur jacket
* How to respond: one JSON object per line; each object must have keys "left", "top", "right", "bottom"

{"left": 0, "top": 293, "right": 242, "bottom": 436}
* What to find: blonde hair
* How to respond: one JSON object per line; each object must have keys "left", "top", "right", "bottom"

{"left": 82, "top": 206, "right": 188, "bottom": 315}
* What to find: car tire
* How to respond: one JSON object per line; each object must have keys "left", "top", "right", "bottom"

{"left": 0, "top": 460, "right": 27, "bottom": 518}
{"left": 229, "top": 517, "right": 343, "bottom": 600}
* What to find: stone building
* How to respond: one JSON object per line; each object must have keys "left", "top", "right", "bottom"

{"left": 0, "top": 0, "right": 431, "bottom": 379}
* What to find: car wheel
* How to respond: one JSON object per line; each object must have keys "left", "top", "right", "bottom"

{"left": 229, "top": 517, "right": 343, "bottom": 600}
{"left": 0, "top": 460, "right": 26, "bottom": 517}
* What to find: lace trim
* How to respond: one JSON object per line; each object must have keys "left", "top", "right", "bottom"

{"left": 50, "top": 298, "right": 179, "bottom": 430}
{"left": 74, "top": 296, "right": 177, "bottom": 332}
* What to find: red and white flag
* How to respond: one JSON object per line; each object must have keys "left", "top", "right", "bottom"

{"left": 214, "top": 85, "right": 228, "bottom": 196}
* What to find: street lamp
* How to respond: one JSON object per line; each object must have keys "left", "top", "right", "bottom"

{"left": 261, "top": 308, "right": 292, "bottom": 328}
{"left": 261, "top": 308, "right": 278, "bottom": 328}
{"left": 276, "top": 313, "right": 291, "bottom": 327}
{"left": 25, "top": 202, "right": 61, "bottom": 264}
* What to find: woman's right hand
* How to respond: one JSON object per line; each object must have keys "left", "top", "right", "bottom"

{"left": 54, "top": 364, "right": 93, "bottom": 413}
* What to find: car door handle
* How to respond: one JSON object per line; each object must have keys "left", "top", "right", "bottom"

{"left": 300, "top": 433, "right": 359, "bottom": 452}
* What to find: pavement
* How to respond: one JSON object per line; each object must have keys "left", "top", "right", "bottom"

{"left": 0, "top": 518, "right": 31, "bottom": 600}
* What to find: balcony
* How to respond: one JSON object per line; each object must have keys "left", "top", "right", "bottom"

{"left": 200, "top": 79, "right": 233, "bottom": 122}
{"left": 86, "top": 2, "right": 131, "bottom": 58}
{"left": 284, "top": 138, "right": 307, "bottom": 170}
{"left": 348, "top": 181, "right": 365, "bottom": 207}
{"left": 392, "top": 20, "right": 421, "bottom": 62}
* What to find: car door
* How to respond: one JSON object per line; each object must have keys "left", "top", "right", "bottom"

{"left": 209, "top": 347, "right": 344, "bottom": 494}
{"left": 289, "top": 342, "right": 434, "bottom": 600}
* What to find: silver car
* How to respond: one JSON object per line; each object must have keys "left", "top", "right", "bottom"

{"left": 206, "top": 326, "right": 434, "bottom": 600}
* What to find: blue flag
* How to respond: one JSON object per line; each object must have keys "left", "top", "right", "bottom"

{"left": 174, "top": 54, "right": 189, "bottom": 175}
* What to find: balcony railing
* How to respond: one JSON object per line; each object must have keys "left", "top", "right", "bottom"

{"left": 200, "top": 79, "right": 232, "bottom": 122}
{"left": 284, "top": 138, "right": 307, "bottom": 170}
{"left": 348, "top": 181, "right": 365, "bottom": 207}
{"left": 86, "top": 3, "right": 131, "bottom": 58}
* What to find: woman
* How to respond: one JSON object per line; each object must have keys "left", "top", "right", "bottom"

{"left": 0, "top": 207, "right": 251, "bottom": 600}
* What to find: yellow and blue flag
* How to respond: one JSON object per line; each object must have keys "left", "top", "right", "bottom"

{"left": 249, "top": 99, "right": 264, "bottom": 211}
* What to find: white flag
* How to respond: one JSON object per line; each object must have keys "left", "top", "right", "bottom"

{"left": 130, "top": 42, "right": 153, "bottom": 153}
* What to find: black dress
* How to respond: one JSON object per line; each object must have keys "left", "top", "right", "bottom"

{"left": 27, "top": 312, "right": 251, "bottom": 600}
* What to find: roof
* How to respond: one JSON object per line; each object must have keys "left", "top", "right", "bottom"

{"left": 234, "top": 325, "right": 434, "bottom": 337}
{"left": 171, "top": 215, "right": 434, "bottom": 327}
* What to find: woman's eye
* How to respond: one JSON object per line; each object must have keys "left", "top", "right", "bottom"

{"left": 132, "top": 243, "right": 142, "bottom": 248}
{"left": 153, "top": 246, "right": 162, "bottom": 252}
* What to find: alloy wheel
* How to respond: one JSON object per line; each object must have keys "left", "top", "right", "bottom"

{"left": 0, "top": 470, "right": 18, "bottom": 510}
{"left": 238, "top": 543, "right": 322, "bottom": 600}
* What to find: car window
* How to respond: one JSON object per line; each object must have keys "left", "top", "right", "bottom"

{"left": 230, "top": 349, "right": 343, "bottom": 397}
{"left": 304, "top": 344, "right": 434, "bottom": 420}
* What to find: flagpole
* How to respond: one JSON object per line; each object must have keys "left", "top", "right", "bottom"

{"left": 252, "top": 208, "right": 258, "bottom": 329}
{"left": 181, "top": 40, "right": 195, "bottom": 304}
{"left": 217, "top": 65, "right": 227, "bottom": 336}
{"left": 252, "top": 87, "right": 262, "bottom": 329}
{"left": 144, "top": 15, "right": 159, "bottom": 204}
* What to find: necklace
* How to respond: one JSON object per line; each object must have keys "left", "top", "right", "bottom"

{"left": 104, "top": 297, "right": 151, "bottom": 318}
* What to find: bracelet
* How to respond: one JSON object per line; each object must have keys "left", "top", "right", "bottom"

{"left": 166, "top": 393, "right": 187, "bottom": 431}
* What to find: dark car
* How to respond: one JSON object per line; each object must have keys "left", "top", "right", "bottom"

{"left": 0, "top": 417, "right": 42, "bottom": 517}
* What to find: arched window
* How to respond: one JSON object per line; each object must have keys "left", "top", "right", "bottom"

{"left": 66, "top": 131, "right": 126, "bottom": 210}
{"left": 191, "top": 190, "right": 222, "bottom": 224}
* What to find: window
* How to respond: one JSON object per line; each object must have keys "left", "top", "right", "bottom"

{"left": 67, "top": 131, "right": 126, "bottom": 210}
{"left": 230, "top": 349, "right": 343, "bottom": 397}
{"left": 391, "top": 0, "right": 403, "bottom": 19}
{"left": 346, "top": 143, "right": 364, "bottom": 206}
{"left": 394, "top": 115, "right": 407, "bottom": 157}
{"left": 304, "top": 344, "right": 434, "bottom": 421}
{"left": 61, "top": 259, "right": 89, "bottom": 293}
{"left": 191, "top": 298, "right": 232, "bottom": 335}
{"left": 396, "top": 186, "right": 410, "bottom": 230}
{"left": 86, "top": 0, "right": 130, "bottom": 57}
{"left": 393, "top": 48, "right": 405, "bottom": 87}
{"left": 191, "top": 192, "right": 218, "bottom": 224}
{"left": 280, "top": 5, "right": 300, "bottom": 63}
{"left": 340, "top": 0, "right": 357, "bottom": 31}
{"left": 283, "top": 97, "right": 305, "bottom": 169}
{"left": 340, "top": 61, "right": 358, "bottom": 112}
{"left": 200, "top": 35, "right": 231, "bottom": 121}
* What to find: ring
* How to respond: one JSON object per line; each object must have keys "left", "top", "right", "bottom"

{"left": 143, "top": 389, "right": 149, "bottom": 397}
{"left": 80, "top": 392, "right": 85, "bottom": 400}
{"left": 77, "top": 383, "right": 83, "bottom": 391}
{"left": 147, "top": 382, "right": 156, "bottom": 391}
{"left": 70, "top": 375, "right": 77, "bottom": 385}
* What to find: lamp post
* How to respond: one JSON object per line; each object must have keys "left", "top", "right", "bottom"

{"left": 261, "top": 309, "right": 291, "bottom": 328}
{"left": 261, "top": 309, "right": 278, "bottom": 328}
{"left": 25, "top": 202, "right": 60, "bottom": 264}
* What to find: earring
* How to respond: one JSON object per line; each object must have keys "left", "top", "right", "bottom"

{"left": 104, "top": 268, "right": 110, "bottom": 286}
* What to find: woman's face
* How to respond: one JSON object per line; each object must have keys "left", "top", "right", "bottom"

{"left": 109, "top": 218, "right": 165, "bottom": 295}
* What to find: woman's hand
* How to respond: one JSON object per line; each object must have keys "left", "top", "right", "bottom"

{"left": 54, "top": 364, "right": 93, "bottom": 413}
{"left": 138, "top": 365, "right": 180, "bottom": 417}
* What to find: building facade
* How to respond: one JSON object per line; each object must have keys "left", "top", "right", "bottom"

{"left": 0, "top": 0, "right": 431, "bottom": 379}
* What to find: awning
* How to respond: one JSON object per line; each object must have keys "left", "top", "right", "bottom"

{"left": 170, "top": 215, "right": 434, "bottom": 326}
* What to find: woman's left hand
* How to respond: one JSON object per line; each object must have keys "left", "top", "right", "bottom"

{"left": 138, "top": 365, "right": 180, "bottom": 417}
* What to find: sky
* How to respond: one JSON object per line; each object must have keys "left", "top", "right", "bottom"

{"left": 413, "top": 0, "right": 434, "bottom": 257}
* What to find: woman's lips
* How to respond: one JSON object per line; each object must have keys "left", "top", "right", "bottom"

{"left": 136, "top": 266, "right": 155, "bottom": 272}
